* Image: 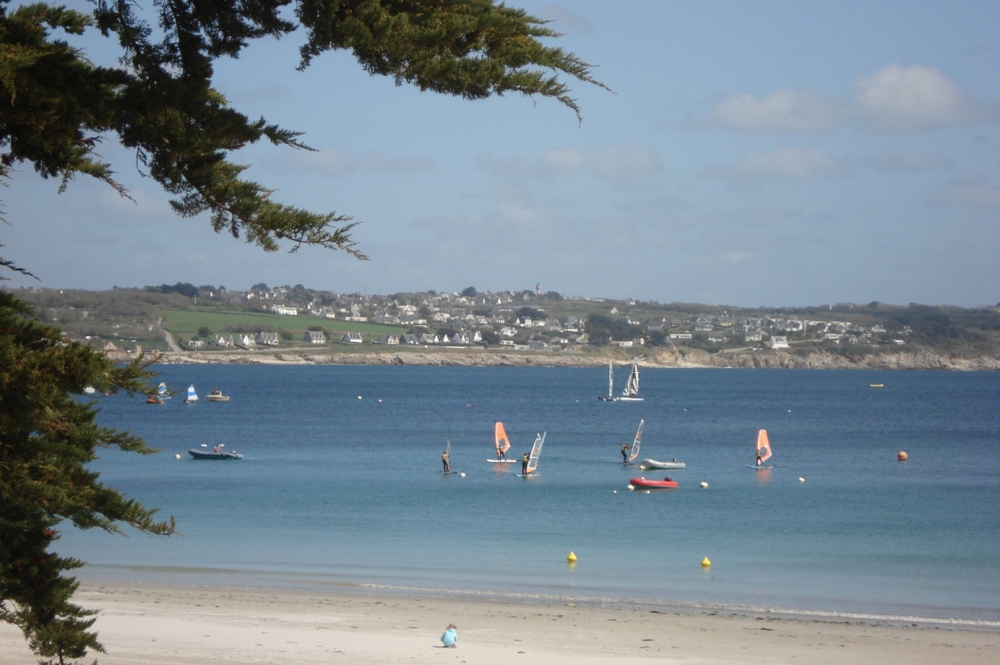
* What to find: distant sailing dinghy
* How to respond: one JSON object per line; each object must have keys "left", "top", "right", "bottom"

{"left": 749, "top": 429, "right": 773, "bottom": 469}
{"left": 599, "top": 362, "right": 644, "bottom": 402}
{"left": 157, "top": 382, "right": 171, "bottom": 400}
{"left": 517, "top": 432, "right": 546, "bottom": 477}
{"left": 488, "top": 421, "right": 517, "bottom": 463}
{"left": 183, "top": 384, "right": 198, "bottom": 404}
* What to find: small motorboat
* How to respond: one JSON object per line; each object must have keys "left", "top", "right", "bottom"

{"left": 188, "top": 445, "right": 242, "bottom": 460}
{"left": 628, "top": 476, "right": 678, "bottom": 490}
{"left": 205, "top": 389, "right": 230, "bottom": 402}
{"left": 146, "top": 394, "right": 164, "bottom": 405}
{"left": 640, "top": 458, "right": 686, "bottom": 470}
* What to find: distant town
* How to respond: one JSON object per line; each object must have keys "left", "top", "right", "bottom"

{"left": 12, "top": 283, "right": 1000, "bottom": 370}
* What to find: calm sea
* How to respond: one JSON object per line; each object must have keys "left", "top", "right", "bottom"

{"left": 64, "top": 365, "right": 1000, "bottom": 624}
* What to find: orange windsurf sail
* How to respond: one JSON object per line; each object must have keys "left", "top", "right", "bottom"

{"left": 495, "top": 422, "right": 511, "bottom": 455}
{"left": 756, "top": 429, "right": 772, "bottom": 464}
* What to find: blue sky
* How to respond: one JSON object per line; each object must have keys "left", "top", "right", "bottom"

{"left": 3, "top": 1, "right": 998, "bottom": 307}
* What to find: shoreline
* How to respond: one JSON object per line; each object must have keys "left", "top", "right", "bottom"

{"left": 2, "top": 581, "right": 997, "bottom": 664}
{"left": 122, "top": 347, "right": 1000, "bottom": 371}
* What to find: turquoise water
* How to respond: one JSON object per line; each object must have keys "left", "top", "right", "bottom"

{"left": 64, "top": 366, "right": 1000, "bottom": 623}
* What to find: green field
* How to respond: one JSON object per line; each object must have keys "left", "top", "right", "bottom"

{"left": 162, "top": 308, "right": 405, "bottom": 339}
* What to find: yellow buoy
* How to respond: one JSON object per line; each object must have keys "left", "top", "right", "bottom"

{"left": 701, "top": 557, "right": 711, "bottom": 568}
{"left": 567, "top": 552, "right": 577, "bottom": 563}
{"left": 897, "top": 451, "right": 908, "bottom": 461}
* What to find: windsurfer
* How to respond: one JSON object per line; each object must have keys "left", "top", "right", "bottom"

{"left": 756, "top": 453, "right": 763, "bottom": 466}
{"left": 442, "top": 450, "right": 450, "bottom": 472}
{"left": 521, "top": 452, "right": 529, "bottom": 474}
{"left": 497, "top": 446, "right": 506, "bottom": 461}
{"left": 621, "top": 444, "right": 629, "bottom": 464}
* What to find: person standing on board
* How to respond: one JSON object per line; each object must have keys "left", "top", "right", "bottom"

{"left": 621, "top": 444, "right": 629, "bottom": 464}
{"left": 442, "top": 450, "right": 450, "bottom": 472}
{"left": 521, "top": 452, "right": 529, "bottom": 475}
{"left": 497, "top": 445, "right": 506, "bottom": 461}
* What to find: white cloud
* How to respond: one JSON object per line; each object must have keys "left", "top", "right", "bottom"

{"left": 540, "top": 146, "right": 661, "bottom": 180}
{"left": 867, "top": 148, "right": 952, "bottom": 173}
{"left": 709, "top": 148, "right": 846, "bottom": 181}
{"left": 938, "top": 174, "right": 1000, "bottom": 207}
{"left": 280, "top": 149, "right": 433, "bottom": 175}
{"left": 854, "top": 64, "right": 976, "bottom": 130}
{"left": 707, "top": 90, "right": 845, "bottom": 132}
{"left": 478, "top": 146, "right": 661, "bottom": 181}
{"left": 706, "top": 64, "right": 984, "bottom": 134}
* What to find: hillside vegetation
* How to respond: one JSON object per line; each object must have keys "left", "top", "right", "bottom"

{"left": 11, "top": 284, "right": 1000, "bottom": 370}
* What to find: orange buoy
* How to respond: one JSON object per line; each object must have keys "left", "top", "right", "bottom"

{"left": 897, "top": 451, "right": 908, "bottom": 461}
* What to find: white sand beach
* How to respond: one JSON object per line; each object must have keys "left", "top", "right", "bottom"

{"left": 1, "top": 583, "right": 997, "bottom": 664}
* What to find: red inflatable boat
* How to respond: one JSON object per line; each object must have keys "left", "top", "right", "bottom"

{"left": 628, "top": 476, "right": 678, "bottom": 489}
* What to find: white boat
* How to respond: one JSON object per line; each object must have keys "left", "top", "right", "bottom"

{"left": 641, "top": 458, "right": 686, "bottom": 470}
{"left": 157, "top": 382, "right": 171, "bottom": 399}
{"left": 488, "top": 421, "right": 517, "bottom": 463}
{"left": 83, "top": 385, "right": 96, "bottom": 395}
{"left": 749, "top": 429, "right": 773, "bottom": 469}
{"left": 599, "top": 362, "right": 644, "bottom": 402}
{"left": 623, "top": 419, "right": 643, "bottom": 465}
{"left": 518, "top": 431, "right": 546, "bottom": 477}
{"left": 205, "top": 389, "right": 230, "bottom": 402}
{"left": 183, "top": 384, "right": 198, "bottom": 404}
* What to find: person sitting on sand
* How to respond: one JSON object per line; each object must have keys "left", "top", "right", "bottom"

{"left": 441, "top": 623, "right": 458, "bottom": 648}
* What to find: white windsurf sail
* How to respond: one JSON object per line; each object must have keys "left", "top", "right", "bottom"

{"left": 525, "top": 432, "right": 546, "bottom": 474}
{"left": 628, "top": 419, "right": 644, "bottom": 462}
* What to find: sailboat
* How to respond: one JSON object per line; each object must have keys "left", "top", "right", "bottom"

{"left": 183, "top": 384, "right": 198, "bottom": 404}
{"left": 157, "top": 382, "right": 171, "bottom": 400}
{"left": 488, "top": 421, "right": 517, "bottom": 463}
{"left": 623, "top": 419, "right": 643, "bottom": 465}
{"left": 749, "top": 429, "right": 773, "bottom": 469}
{"left": 517, "top": 431, "right": 546, "bottom": 477}
{"left": 598, "top": 362, "right": 644, "bottom": 402}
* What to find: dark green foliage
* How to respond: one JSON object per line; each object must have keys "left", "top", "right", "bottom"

{"left": 1, "top": 1, "right": 603, "bottom": 260}
{"left": 0, "top": 291, "right": 175, "bottom": 663}
{"left": 515, "top": 306, "right": 542, "bottom": 321}
{"left": 585, "top": 313, "right": 642, "bottom": 347}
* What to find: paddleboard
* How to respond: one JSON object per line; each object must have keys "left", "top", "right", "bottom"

{"left": 440, "top": 470, "right": 459, "bottom": 475}
{"left": 487, "top": 459, "right": 518, "bottom": 463}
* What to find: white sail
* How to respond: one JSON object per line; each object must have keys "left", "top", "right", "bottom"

{"left": 607, "top": 362, "right": 614, "bottom": 399}
{"left": 185, "top": 384, "right": 198, "bottom": 403}
{"left": 628, "top": 419, "right": 643, "bottom": 462}
{"left": 158, "top": 382, "right": 171, "bottom": 399}
{"left": 623, "top": 362, "right": 641, "bottom": 398}
{"left": 525, "top": 432, "right": 546, "bottom": 474}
